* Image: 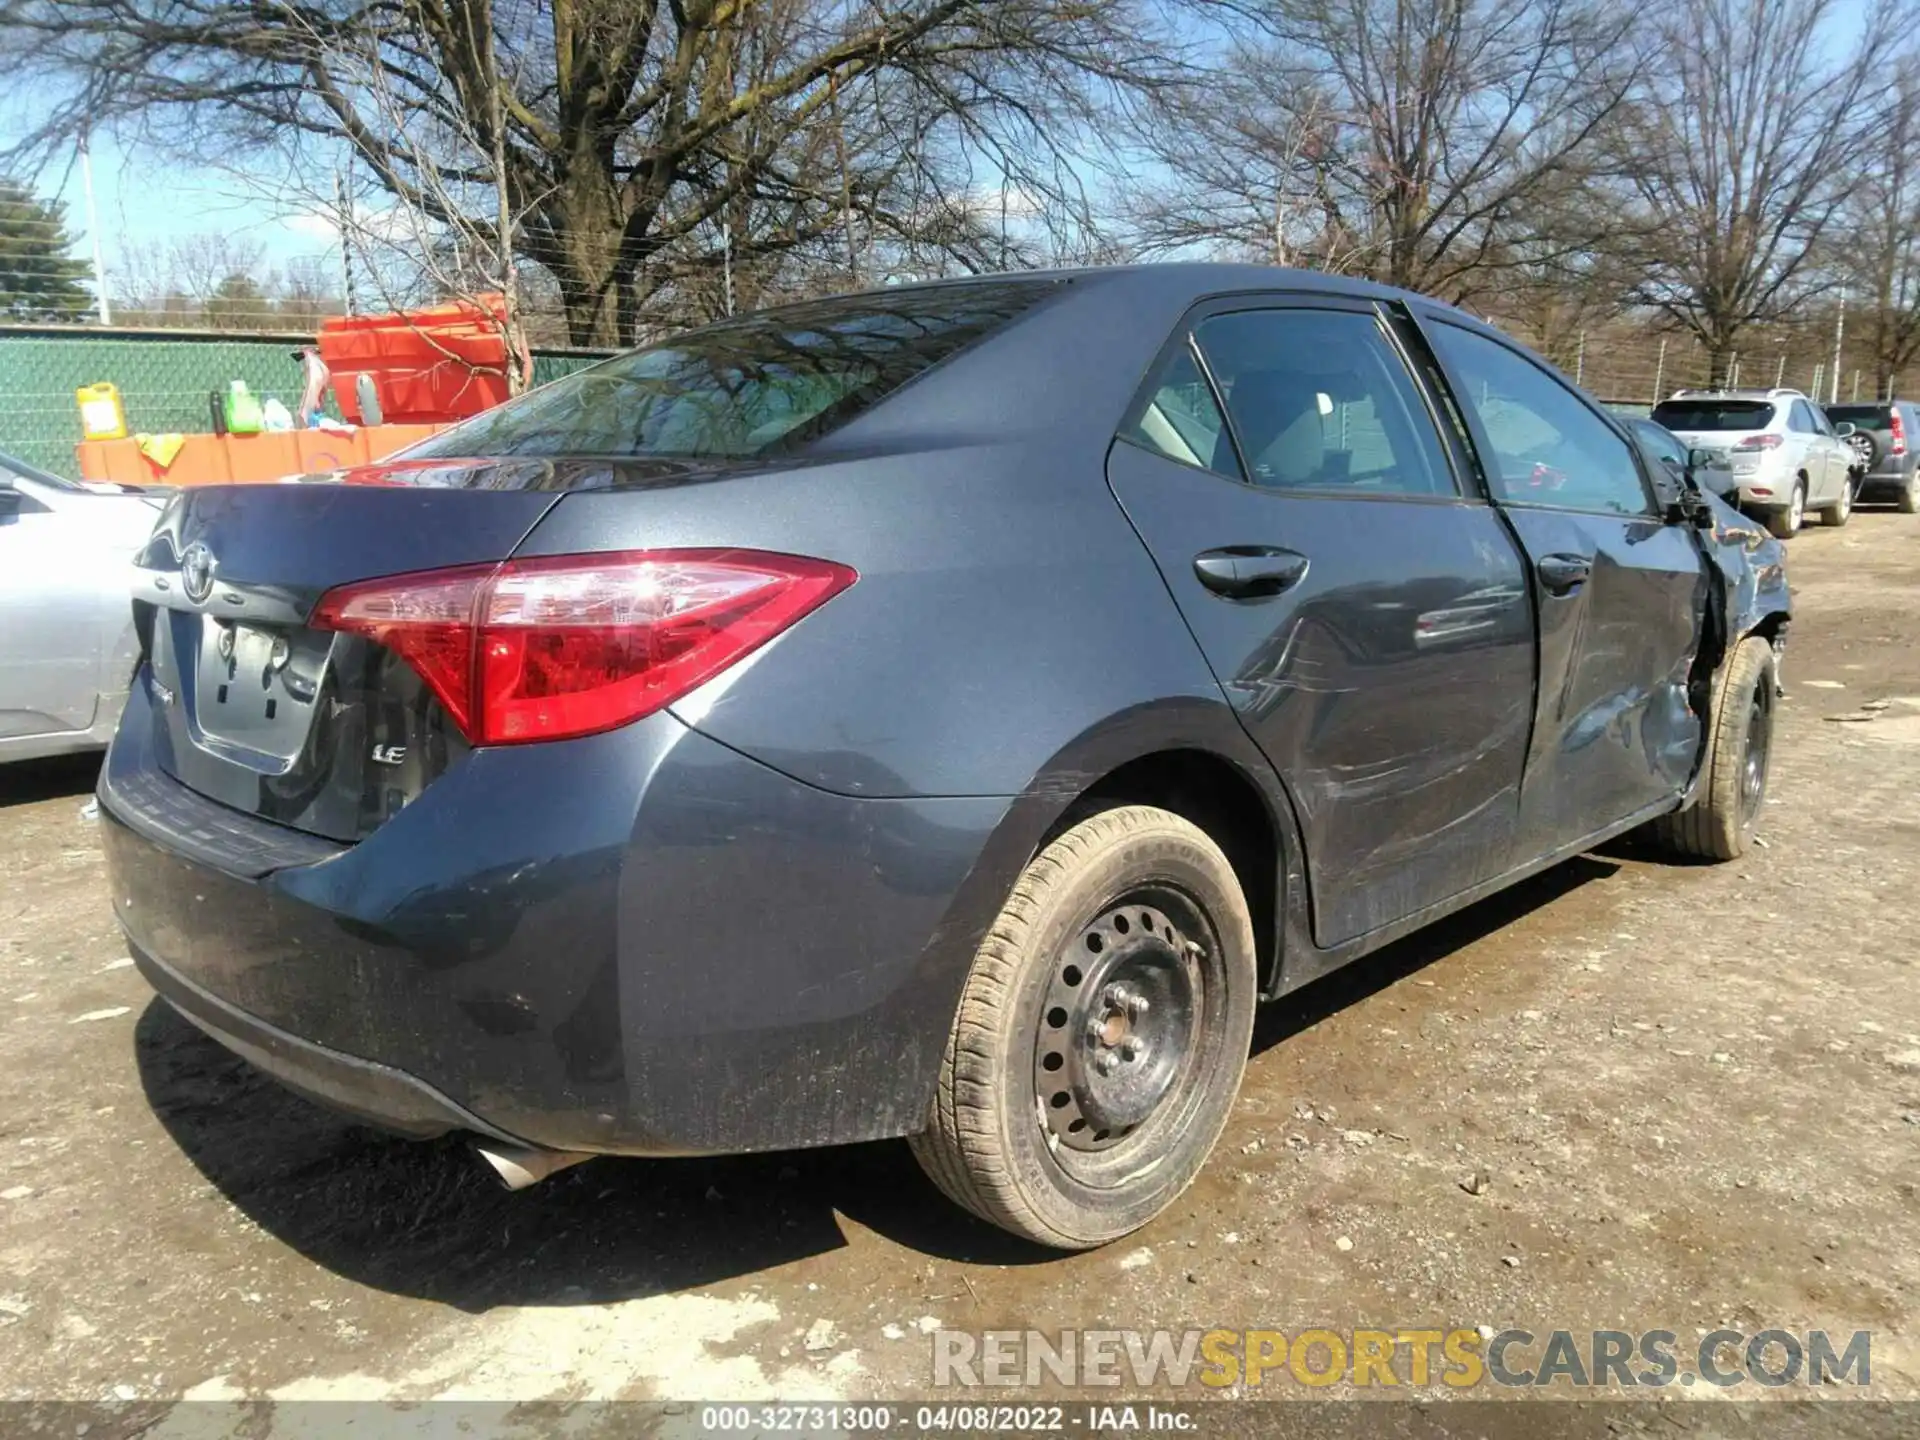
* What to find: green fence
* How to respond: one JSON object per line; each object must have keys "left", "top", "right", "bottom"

{"left": 0, "top": 326, "right": 611, "bottom": 476}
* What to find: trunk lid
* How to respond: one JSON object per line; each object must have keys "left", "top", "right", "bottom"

{"left": 130, "top": 469, "right": 564, "bottom": 842}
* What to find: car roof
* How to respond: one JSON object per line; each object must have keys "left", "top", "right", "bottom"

{"left": 806, "top": 261, "right": 1482, "bottom": 328}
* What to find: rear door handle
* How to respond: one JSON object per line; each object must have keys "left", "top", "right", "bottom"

{"left": 1193, "top": 546, "right": 1310, "bottom": 599}
{"left": 1536, "top": 553, "right": 1591, "bottom": 596}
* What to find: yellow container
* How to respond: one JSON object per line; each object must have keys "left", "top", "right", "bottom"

{"left": 76, "top": 381, "right": 127, "bottom": 441}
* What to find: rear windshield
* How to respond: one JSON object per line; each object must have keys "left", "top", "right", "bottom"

{"left": 405, "top": 279, "right": 1060, "bottom": 463}
{"left": 1650, "top": 399, "right": 1777, "bottom": 431}
{"left": 1825, "top": 405, "right": 1890, "bottom": 424}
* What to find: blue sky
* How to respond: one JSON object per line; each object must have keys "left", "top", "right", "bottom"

{"left": 4, "top": 0, "right": 1875, "bottom": 298}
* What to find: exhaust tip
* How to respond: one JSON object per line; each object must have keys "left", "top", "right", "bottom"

{"left": 474, "top": 1141, "right": 593, "bottom": 1191}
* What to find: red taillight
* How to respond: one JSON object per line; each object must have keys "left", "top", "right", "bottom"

{"left": 311, "top": 549, "right": 857, "bottom": 745}
{"left": 1733, "top": 433, "right": 1784, "bottom": 451}
{"left": 1892, "top": 409, "right": 1907, "bottom": 457}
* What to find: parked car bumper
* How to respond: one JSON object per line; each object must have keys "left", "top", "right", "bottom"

{"left": 99, "top": 680, "right": 1011, "bottom": 1157}
{"left": 1856, "top": 463, "right": 1915, "bottom": 498}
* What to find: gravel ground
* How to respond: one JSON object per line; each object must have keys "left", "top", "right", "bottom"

{"left": 1, "top": 505, "right": 1917, "bottom": 1425}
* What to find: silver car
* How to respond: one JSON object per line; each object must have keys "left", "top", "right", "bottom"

{"left": 1649, "top": 388, "right": 1857, "bottom": 538}
{"left": 0, "top": 451, "right": 164, "bottom": 762}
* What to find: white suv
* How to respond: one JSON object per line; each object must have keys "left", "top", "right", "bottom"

{"left": 1649, "top": 388, "right": 1857, "bottom": 538}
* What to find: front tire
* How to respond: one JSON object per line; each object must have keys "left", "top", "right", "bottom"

{"left": 1645, "top": 635, "right": 1777, "bottom": 861}
{"left": 1765, "top": 478, "right": 1806, "bottom": 539}
{"left": 911, "top": 805, "right": 1257, "bottom": 1249}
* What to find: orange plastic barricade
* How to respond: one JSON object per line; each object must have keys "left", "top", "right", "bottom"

{"left": 318, "top": 296, "right": 513, "bottom": 425}
{"left": 75, "top": 424, "right": 448, "bottom": 488}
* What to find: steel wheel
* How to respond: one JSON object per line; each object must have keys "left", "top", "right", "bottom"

{"left": 1033, "top": 891, "right": 1206, "bottom": 1155}
{"left": 912, "top": 805, "right": 1257, "bottom": 1249}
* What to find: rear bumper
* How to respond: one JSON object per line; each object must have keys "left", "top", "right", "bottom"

{"left": 1857, "top": 465, "right": 1915, "bottom": 493}
{"left": 100, "top": 681, "right": 1014, "bottom": 1156}
{"left": 133, "top": 939, "right": 524, "bottom": 1143}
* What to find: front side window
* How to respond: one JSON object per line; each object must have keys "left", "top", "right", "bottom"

{"left": 1789, "top": 400, "right": 1818, "bottom": 433}
{"left": 1430, "top": 324, "right": 1650, "bottom": 515}
{"left": 1190, "top": 308, "right": 1454, "bottom": 497}
{"left": 406, "top": 279, "right": 1060, "bottom": 465}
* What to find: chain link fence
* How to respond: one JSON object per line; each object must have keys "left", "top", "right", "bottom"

{"left": 0, "top": 325, "right": 611, "bottom": 475}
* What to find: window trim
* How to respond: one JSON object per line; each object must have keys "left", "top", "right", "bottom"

{"left": 1415, "top": 313, "right": 1659, "bottom": 520}
{"left": 1115, "top": 294, "right": 1474, "bottom": 505}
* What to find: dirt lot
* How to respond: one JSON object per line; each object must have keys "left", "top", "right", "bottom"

{"left": 2, "top": 505, "right": 1918, "bottom": 1420}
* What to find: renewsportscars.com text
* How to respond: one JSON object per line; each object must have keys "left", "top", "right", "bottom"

{"left": 931, "top": 1327, "right": 1871, "bottom": 1389}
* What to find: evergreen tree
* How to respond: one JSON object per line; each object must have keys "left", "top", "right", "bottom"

{"left": 0, "top": 180, "right": 93, "bottom": 321}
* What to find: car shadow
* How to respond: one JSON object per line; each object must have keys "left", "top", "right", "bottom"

{"left": 0, "top": 752, "right": 101, "bottom": 809}
{"left": 136, "top": 855, "right": 1620, "bottom": 1309}
{"left": 1252, "top": 854, "right": 1619, "bottom": 1055}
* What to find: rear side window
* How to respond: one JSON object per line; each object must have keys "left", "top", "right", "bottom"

{"left": 1826, "top": 405, "right": 1890, "bottom": 425}
{"left": 1430, "top": 323, "right": 1650, "bottom": 516}
{"left": 1650, "top": 399, "right": 1777, "bottom": 431}
{"left": 1190, "top": 308, "right": 1454, "bottom": 496}
{"left": 406, "top": 279, "right": 1059, "bottom": 464}
{"left": 1122, "top": 343, "right": 1244, "bottom": 479}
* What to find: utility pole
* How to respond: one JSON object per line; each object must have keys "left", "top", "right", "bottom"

{"left": 1574, "top": 330, "right": 1586, "bottom": 386}
{"left": 1652, "top": 336, "right": 1667, "bottom": 406}
{"left": 78, "top": 128, "right": 110, "bottom": 324}
{"left": 1830, "top": 294, "right": 1846, "bottom": 404}
{"left": 335, "top": 168, "right": 358, "bottom": 316}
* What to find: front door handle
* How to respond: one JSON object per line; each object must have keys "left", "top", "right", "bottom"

{"left": 1193, "top": 546, "right": 1310, "bottom": 599}
{"left": 1536, "top": 552, "right": 1591, "bottom": 596}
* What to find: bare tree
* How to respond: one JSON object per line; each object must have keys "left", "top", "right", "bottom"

{"left": 1, "top": 0, "right": 1181, "bottom": 346}
{"left": 1619, "top": 0, "right": 1905, "bottom": 381}
{"left": 112, "top": 231, "right": 270, "bottom": 324}
{"left": 1123, "top": 0, "right": 1638, "bottom": 301}
{"left": 1841, "top": 73, "right": 1920, "bottom": 397}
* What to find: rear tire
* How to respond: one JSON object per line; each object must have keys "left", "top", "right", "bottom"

{"left": 910, "top": 805, "right": 1257, "bottom": 1249}
{"left": 1900, "top": 469, "right": 1918, "bottom": 515}
{"left": 1644, "top": 635, "right": 1777, "bottom": 861}
{"left": 1765, "top": 479, "right": 1805, "bottom": 539}
{"left": 1821, "top": 474, "right": 1853, "bottom": 527}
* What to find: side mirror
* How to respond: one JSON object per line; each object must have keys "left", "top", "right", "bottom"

{"left": 1687, "top": 447, "right": 1717, "bottom": 469}
{"left": 1834, "top": 421, "right": 1856, "bottom": 437}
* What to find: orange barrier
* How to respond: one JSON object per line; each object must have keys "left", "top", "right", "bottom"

{"left": 320, "top": 295, "right": 513, "bottom": 424}
{"left": 75, "top": 424, "right": 447, "bottom": 488}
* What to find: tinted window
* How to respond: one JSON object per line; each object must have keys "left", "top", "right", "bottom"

{"left": 1122, "top": 343, "right": 1243, "bottom": 479}
{"left": 1431, "top": 323, "right": 1649, "bottom": 515}
{"left": 407, "top": 279, "right": 1059, "bottom": 463}
{"left": 1787, "top": 400, "right": 1816, "bottom": 432}
{"left": 1191, "top": 309, "right": 1453, "bottom": 496}
{"left": 1650, "top": 399, "right": 1777, "bottom": 431}
{"left": 1826, "top": 405, "right": 1890, "bottom": 426}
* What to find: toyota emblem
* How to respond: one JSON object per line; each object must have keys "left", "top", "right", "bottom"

{"left": 180, "top": 542, "right": 217, "bottom": 604}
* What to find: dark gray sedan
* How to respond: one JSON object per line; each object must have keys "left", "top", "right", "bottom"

{"left": 99, "top": 265, "right": 1790, "bottom": 1248}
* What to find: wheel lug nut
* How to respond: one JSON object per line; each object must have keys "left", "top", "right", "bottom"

{"left": 1103, "top": 984, "right": 1128, "bottom": 1011}
{"left": 1127, "top": 994, "right": 1149, "bottom": 1017}
{"left": 1084, "top": 1018, "right": 1105, "bottom": 1044}
{"left": 1120, "top": 1036, "right": 1143, "bottom": 1061}
{"left": 1094, "top": 1050, "right": 1117, "bottom": 1075}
